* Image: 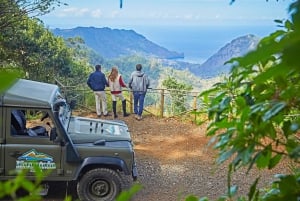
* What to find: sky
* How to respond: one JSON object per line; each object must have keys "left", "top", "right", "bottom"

{"left": 40, "top": 0, "right": 292, "bottom": 29}
{"left": 39, "top": 0, "right": 293, "bottom": 63}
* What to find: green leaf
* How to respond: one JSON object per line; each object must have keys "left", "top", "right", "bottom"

{"left": 253, "top": 64, "right": 289, "bottom": 85}
{"left": 217, "top": 149, "right": 236, "bottom": 164}
{"left": 289, "top": 145, "right": 300, "bottom": 159}
{"left": 216, "top": 196, "right": 228, "bottom": 201}
{"left": 198, "top": 197, "right": 210, "bottom": 201}
{"left": 286, "top": 139, "right": 299, "bottom": 154}
{"left": 219, "top": 96, "right": 231, "bottom": 110}
{"left": 248, "top": 177, "right": 260, "bottom": 201}
{"left": 268, "top": 154, "right": 282, "bottom": 169}
{"left": 256, "top": 147, "right": 272, "bottom": 169}
{"left": 214, "top": 134, "right": 230, "bottom": 149}
{"left": 239, "top": 107, "right": 251, "bottom": 125}
{"left": 236, "top": 96, "right": 247, "bottom": 109}
{"left": 262, "top": 102, "right": 286, "bottom": 122}
{"left": 207, "top": 127, "right": 219, "bottom": 136}
{"left": 116, "top": 184, "right": 142, "bottom": 201}
{"left": 278, "top": 175, "right": 298, "bottom": 195}
{"left": 236, "top": 145, "right": 254, "bottom": 165}
{"left": 0, "top": 70, "right": 19, "bottom": 92}
{"left": 185, "top": 195, "right": 200, "bottom": 201}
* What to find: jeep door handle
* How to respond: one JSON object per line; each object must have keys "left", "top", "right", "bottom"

{"left": 9, "top": 151, "right": 22, "bottom": 158}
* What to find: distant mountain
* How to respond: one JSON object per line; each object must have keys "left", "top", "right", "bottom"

{"left": 52, "top": 27, "right": 184, "bottom": 59}
{"left": 52, "top": 26, "right": 261, "bottom": 79}
{"left": 157, "top": 34, "right": 260, "bottom": 78}
{"left": 194, "top": 34, "right": 260, "bottom": 77}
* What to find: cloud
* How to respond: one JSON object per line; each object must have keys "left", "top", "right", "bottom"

{"left": 91, "top": 9, "right": 102, "bottom": 18}
{"left": 56, "top": 7, "right": 89, "bottom": 17}
{"left": 55, "top": 7, "right": 104, "bottom": 18}
{"left": 111, "top": 10, "right": 121, "bottom": 18}
{"left": 183, "top": 14, "right": 194, "bottom": 20}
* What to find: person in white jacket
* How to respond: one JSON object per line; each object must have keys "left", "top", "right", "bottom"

{"left": 128, "top": 64, "right": 150, "bottom": 120}
{"left": 108, "top": 66, "right": 130, "bottom": 118}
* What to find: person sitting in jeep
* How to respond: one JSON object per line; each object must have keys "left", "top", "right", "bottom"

{"left": 11, "top": 109, "right": 48, "bottom": 137}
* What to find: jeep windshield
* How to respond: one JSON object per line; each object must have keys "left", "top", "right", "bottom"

{"left": 54, "top": 97, "right": 132, "bottom": 142}
{"left": 54, "top": 95, "right": 72, "bottom": 131}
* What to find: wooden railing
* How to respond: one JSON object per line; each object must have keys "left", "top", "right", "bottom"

{"left": 55, "top": 79, "right": 201, "bottom": 118}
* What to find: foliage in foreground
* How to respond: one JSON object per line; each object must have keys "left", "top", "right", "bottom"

{"left": 0, "top": 165, "right": 72, "bottom": 201}
{"left": 198, "top": 1, "right": 300, "bottom": 201}
{"left": 1, "top": 0, "right": 300, "bottom": 201}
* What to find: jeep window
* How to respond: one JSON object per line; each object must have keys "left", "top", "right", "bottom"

{"left": 10, "top": 108, "right": 53, "bottom": 137}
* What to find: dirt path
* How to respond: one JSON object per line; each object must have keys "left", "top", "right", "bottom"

{"left": 122, "top": 114, "right": 289, "bottom": 201}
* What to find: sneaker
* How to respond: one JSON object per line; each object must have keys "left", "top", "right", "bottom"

{"left": 137, "top": 115, "right": 142, "bottom": 120}
{"left": 135, "top": 115, "right": 139, "bottom": 120}
{"left": 123, "top": 113, "right": 130, "bottom": 117}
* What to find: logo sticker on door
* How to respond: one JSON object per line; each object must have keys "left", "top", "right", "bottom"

{"left": 16, "top": 149, "right": 56, "bottom": 171}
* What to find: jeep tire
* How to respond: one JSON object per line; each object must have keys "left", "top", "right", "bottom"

{"left": 77, "top": 168, "right": 123, "bottom": 201}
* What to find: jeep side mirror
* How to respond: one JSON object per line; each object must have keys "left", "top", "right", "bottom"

{"left": 50, "top": 127, "right": 57, "bottom": 141}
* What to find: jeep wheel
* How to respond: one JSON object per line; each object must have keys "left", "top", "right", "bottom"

{"left": 77, "top": 168, "right": 122, "bottom": 201}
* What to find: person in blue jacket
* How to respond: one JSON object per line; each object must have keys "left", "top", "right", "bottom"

{"left": 87, "top": 64, "right": 109, "bottom": 117}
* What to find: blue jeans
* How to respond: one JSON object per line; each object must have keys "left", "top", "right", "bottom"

{"left": 133, "top": 92, "right": 146, "bottom": 116}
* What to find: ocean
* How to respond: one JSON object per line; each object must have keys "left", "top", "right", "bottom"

{"left": 133, "top": 24, "right": 279, "bottom": 64}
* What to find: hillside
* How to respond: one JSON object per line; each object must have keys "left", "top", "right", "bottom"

{"left": 195, "top": 34, "right": 260, "bottom": 77}
{"left": 52, "top": 27, "right": 184, "bottom": 59}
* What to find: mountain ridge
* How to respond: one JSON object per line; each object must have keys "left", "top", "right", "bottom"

{"left": 197, "top": 34, "right": 260, "bottom": 77}
{"left": 52, "top": 26, "right": 261, "bottom": 78}
{"left": 52, "top": 26, "right": 184, "bottom": 59}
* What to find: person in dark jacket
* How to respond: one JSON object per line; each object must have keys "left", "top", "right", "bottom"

{"left": 87, "top": 64, "right": 109, "bottom": 117}
{"left": 128, "top": 64, "right": 150, "bottom": 120}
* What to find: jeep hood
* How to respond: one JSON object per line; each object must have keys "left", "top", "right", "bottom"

{"left": 67, "top": 116, "right": 132, "bottom": 143}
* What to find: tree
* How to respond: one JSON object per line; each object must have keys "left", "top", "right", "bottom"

{"left": 0, "top": 17, "right": 73, "bottom": 81}
{"left": 0, "top": 0, "right": 68, "bottom": 80}
{"left": 199, "top": 1, "right": 300, "bottom": 200}
{"left": 162, "top": 76, "right": 193, "bottom": 114}
{"left": 0, "top": 0, "right": 65, "bottom": 30}
{"left": 0, "top": 13, "right": 92, "bottom": 85}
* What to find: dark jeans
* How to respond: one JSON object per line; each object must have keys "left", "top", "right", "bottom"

{"left": 133, "top": 92, "right": 146, "bottom": 116}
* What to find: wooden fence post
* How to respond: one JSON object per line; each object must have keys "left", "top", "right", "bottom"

{"left": 130, "top": 92, "right": 133, "bottom": 114}
{"left": 193, "top": 94, "right": 197, "bottom": 121}
{"left": 160, "top": 89, "right": 164, "bottom": 118}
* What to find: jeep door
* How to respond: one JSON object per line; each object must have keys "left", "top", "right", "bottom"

{"left": 4, "top": 108, "right": 65, "bottom": 180}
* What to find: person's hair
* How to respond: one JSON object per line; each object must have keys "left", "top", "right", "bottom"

{"left": 108, "top": 66, "right": 119, "bottom": 82}
{"left": 95, "top": 64, "right": 101, "bottom": 71}
{"left": 136, "top": 64, "right": 142, "bottom": 71}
